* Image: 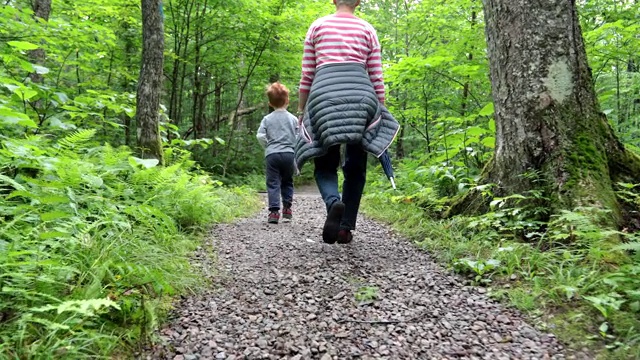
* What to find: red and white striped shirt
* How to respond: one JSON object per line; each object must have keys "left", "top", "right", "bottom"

{"left": 300, "top": 13, "right": 385, "bottom": 104}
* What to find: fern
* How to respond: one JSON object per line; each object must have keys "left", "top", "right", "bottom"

{"left": 30, "top": 298, "right": 120, "bottom": 316}
{"left": 57, "top": 129, "right": 97, "bottom": 151}
{"left": 0, "top": 174, "right": 25, "bottom": 191}
{"left": 0, "top": 132, "right": 259, "bottom": 358}
{"left": 613, "top": 242, "right": 640, "bottom": 252}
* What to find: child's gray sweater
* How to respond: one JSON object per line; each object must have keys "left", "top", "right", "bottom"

{"left": 256, "top": 109, "right": 298, "bottom": 157}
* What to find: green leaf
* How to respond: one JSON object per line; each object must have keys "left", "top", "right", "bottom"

{"left": 32, "top": 64, "right": 50, "bottom": 75}
{"left": 0, "top": 174, "right": 25, "bottom": 191}
{"left": 48, "top": 117, "right": 77, "bottom": 130}
{"left": 30, "top": 298, "right": 120, "bottom": 316}
{"left": 9, "top": 86, "right": 38, "bottom": 101}
{"left": 7, "top": 41, "right": 39, "bottom": 51}
{"left": 479, "top": 103, "right": 494, "bottom": 117}
{"left": 40, "top": 211, "right": 71, "bottom": 221}
{"left": 0, "top": 106, "right": 38, "bottom": 128}
{"left": 82, "top": 174, "right": 104, "bottom": 188}
{"left": 54, "top": 92, "right": 69, "bottom": 104}
{"left": 466, "top": 126, "right": 488, "bottom": 137}
{"left": 599, "top": 322, "right": 609, "bottom": 335}
{"left": 482, "top": 136, "right": 495, "bottom": 148}
{"left": 130, "top": 157, "right": 160, "bottom": 169}
{"left": 39, "top": 231, "right": 71, "bottom": 240}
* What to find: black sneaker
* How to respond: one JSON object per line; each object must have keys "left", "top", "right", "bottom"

{"left": 322, "top": 201, "right": 345, "bottom": 244}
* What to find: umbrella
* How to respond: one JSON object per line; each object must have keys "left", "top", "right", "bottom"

{"left": 378, "top": 150, "right": 396, "bottom": 190}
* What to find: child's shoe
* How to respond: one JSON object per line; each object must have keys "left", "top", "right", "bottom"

{"left": 268, "top": 211, "right": 280, "bottom": 224}
{"left": 283, "top": 207, "right": 293, "bottom": 220}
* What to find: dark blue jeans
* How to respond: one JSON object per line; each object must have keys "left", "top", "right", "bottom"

{"left": 314, "top": 144, "right": 367, "bottom": 231}
{"left": 266, "top": 152, "right": 295, "bottom": 211}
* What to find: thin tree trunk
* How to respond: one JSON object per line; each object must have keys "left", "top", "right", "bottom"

{"left": 191, "top": 0, "right": 202, "bottom": 139}
{"left": 422, "top": 82, "right": 431, "bottom": 154}
{"left": 103, "top": 49, "right": 115, "bottom": 138}
{"left": 213, "top": 80, "right": 222, "bottom": 131}
{"left": 28, "top": 0, "right": 51, "bottom": 84}
{"left": 167, "top": 0, "right": 188, "bottom": 125}
{"left": 448, "top": 0, "right": 640, "bottom": 229}
{"left": 122, "top": 25, "right": 135, "bottom": 147}
{"left": 27, "top": 0, "right": 51, "bottom": 128}
{"left": 136, "top": 0, "right": 164, "bottom": 162}
{"left": 176, "top": 0, "right": 195, "bottom": 126}
{"left": 75, "top": 49, "right": 82, "bottom": 94}
{"left": 191, "top": 0, "right": 208, "bottom": 140}
{"left": 460, "top": 9, "right": 476, "bottom": 175}
{"left": 200, "top": 70, "right": 211, "bottom": 136}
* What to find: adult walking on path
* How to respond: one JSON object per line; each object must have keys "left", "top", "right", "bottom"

{"left": 295, "top": 0, "right": 400, "bottom": 245}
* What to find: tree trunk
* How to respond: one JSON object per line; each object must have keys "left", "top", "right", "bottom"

{"left": 448, "top": 0, "right": 640, "bottom": 229}
{"left": 167, "top": 0, "right": 192, "bottom": 126}
{"left": 175, "top": 0, "right": 195, "bottom": 127}
{"left": 191, "top": 0, "right": 208, "bottom": 139}
{"left": 28, "top": 0, "right": 51, "bottom": 84}
{"left": 122, "top": 22, "right": 136, "bottom": 147}
{"left": 135, "top": 0, "right": 164, "bottom": 163}
{"left": 213, "top": 80, "right": 222, "bottom": 131}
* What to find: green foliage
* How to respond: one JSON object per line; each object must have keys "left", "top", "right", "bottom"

{"left": 453, "top": 258, "right": 501, "bottom": 284}
{"left": 581, "top": 0, "right": 640, "bottom": 148}
{"left": 355, "top": 286, "right": 379, "bottom": 304}
{"left": 364, "top": 169, "right": 640, "bottom": 357}
{"left": 0, "top": 132, "right": 260, "bottom": 358}
{"left": 2, "top": 0, "right": 640, "bottom": 358}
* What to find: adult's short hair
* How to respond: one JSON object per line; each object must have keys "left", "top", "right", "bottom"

{"left": 336, "top": 0, "right": 359, "bottom": 8}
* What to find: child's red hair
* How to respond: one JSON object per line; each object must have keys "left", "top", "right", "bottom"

{"left": 266, "top": 82, "right": 289, "bottom": 108}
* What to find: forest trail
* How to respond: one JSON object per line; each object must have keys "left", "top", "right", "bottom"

{"left": 144, "top": 192, "right": 585, "bottom": 360}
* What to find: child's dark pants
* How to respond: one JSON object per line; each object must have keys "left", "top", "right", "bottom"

{"left": 266, "top": 152, "right": 295, "bottom": 211}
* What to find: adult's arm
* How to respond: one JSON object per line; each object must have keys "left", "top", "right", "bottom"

{"left": 367, "top": 26, "right": 385, "bottom": 105}
{"left": 298, "top": 24, "right": 316, "bottom": 115}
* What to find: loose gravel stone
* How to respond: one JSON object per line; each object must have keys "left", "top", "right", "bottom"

{"left": 143, "top": 191, "right": 591, "bottom": 359}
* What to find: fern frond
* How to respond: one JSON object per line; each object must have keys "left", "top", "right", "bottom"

{"left": 57, "top": 129, "right": 97, "bottom": 151}
{"left": 613, "top": 242, "right": 640, "bottom": 252}
{"left": 0, "top": 174, "right": 25, "bottom": 191}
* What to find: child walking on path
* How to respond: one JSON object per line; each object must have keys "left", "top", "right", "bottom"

{"left": 256, "top": 82, "right": 298, "bottom": 224}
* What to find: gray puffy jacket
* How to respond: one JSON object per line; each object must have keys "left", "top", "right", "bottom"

{"left": 295, "top": 63, "right": 400, "bottom": 171}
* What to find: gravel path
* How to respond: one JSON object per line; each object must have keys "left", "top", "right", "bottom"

{"left": 144, "top": 192, "right": 585, "bottom": 360}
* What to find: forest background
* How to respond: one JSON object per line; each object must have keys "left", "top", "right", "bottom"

{"left": 1, "top": 0, "right": 639, "bottom": 358}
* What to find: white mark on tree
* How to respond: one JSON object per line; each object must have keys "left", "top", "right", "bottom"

{"left": 542, "top": 57, "right": 573, "bottom": 103}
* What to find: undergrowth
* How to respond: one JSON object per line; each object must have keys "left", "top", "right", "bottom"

{"left": 363, "top": 160, "right": 640, "bottom": 360}
{"left": 0, "top": 130, "right": 260, "bottom": 358}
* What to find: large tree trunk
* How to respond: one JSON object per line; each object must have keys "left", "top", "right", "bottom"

{"left": 448, "top": 0, "right": 640, "bottom": 228}
{"left": 135, "top": 0, "right": 164, "bottom": 163}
